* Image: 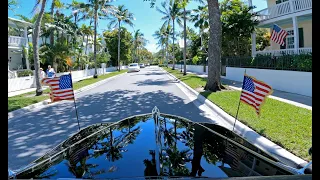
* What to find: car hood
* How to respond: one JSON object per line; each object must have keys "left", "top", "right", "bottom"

{"left": 10, "top": 108, "right": 307, "bottom": 179}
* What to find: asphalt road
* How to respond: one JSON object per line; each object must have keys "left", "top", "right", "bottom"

{"left": 8, "top": 66, "right": 221, "bottom": 170}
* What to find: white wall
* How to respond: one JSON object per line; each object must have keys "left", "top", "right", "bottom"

{"left": 8, "top": 66, "right": 119, "bottom": 93}
{"left": 168, "top": 64, "right": 208, "bottom": 74}
{"left": 8, "top": 76, "right": 35, "bottom": 92}
{"left": 226, "top": 67, "right": 312, "bottom": 97}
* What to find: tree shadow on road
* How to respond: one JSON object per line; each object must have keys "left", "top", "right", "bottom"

{"left": 8, "top": 89, "right": 216, "bottom": 170}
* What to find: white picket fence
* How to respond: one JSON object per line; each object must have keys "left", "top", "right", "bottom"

{"left": 8, "top": 66, "right": 123, "bottom": 93}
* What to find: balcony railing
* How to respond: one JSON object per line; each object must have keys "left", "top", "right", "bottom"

{"left": 255, "top": 0, "right": 312, "bottom": 22}
{"left": 8, "top": 36, "right": 27, "bottom": 47}
{"left": 256, "top": 48, "right": 312, "bottom": 56}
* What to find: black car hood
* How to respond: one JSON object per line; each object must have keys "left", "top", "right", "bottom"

{"left": 10, "top": 110, "right": 308, "bottom": 179}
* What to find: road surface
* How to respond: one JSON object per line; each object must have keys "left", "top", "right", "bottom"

{"left": 8, "top": 66, "right": 222, "bottom": 170}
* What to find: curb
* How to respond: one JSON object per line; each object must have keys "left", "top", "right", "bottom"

{"left": 8, "top": 72, "right": 127, "bottom": 120}
{"left": 160, "top": 67, "right": 307, "bottom": 168}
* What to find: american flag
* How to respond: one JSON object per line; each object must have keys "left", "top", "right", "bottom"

{"left": 42, "top": 73, "right": 75, "bottom": 102}
{"left": 271, "top": 24, "right": 288, "bottom": 46}
{"left": 240, "top": 74, "right": 273, "bottom": 115}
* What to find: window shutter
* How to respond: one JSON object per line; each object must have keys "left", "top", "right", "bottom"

{"left": 299, "top": 28, "right": 304, "bottom": 48}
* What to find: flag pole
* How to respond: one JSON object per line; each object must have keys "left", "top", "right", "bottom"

{"left": 232, "top": 69, "right": 246, "bottom": 132}
{"left": 69, "top": 65, "right": 81, "bottom": 131}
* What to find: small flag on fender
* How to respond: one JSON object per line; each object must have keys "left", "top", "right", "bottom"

{"left": 240, "top": 74, "right": 273, "bottom": 115}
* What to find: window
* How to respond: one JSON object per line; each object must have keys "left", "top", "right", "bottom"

{"left": 280, "top": 28, "right": 304, "bottom": 49}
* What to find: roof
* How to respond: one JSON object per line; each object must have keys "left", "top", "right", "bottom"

{"left": 8, "top": 17, "right": 33, "bottom": 28}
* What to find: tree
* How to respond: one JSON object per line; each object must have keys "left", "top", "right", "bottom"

{"left": 79, "top": 24, "right": 94, "bottom": 58}
{"left": 256, "top": 28, "right": 270, "bottom": 51}
{"left": 190, "top": 4, "right": 208, "bottom": 71}
{"left": 153, "top": 27, "right": 168, "bottom": 63}
{"left": 177, "top": 0, "right": 204, "bottom": 75}
{"left": 133, "top": 29, "right": 148, "bottom": 63}
{"left": 80, "top": 0, "right": 114, "bottom": 78}
{"left": 203, "top": 0, "right": 222, "bottom": 92}
{"left": 32, "top": 0, "right": 48, "bottom": 96}
{"left": 220, "top": 0, "right": 258, "bottom": 56}
{"left": 8, "top": 0, "right": 18, "bottom": 12}
{"left": 157, "top": 0, "right": 182, "bottom": 70}
{"left": 103, "top": 27, "right": 133, "bottom": 67}
{"left": 108, "top": 5, "right": 135, "bottom": 71}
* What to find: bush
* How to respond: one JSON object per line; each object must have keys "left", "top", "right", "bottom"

{"left": 17, "top": 70, "right": 33, "bottom": 77}
{"left": 225, "top": 53, "right": 312, "bottom": 72}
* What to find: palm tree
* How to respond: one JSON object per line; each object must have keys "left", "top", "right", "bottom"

{"left": 190, "top": 4, "right": 209, "bottom": 72}
{"left": 157, "top": 0, "right": 182, "bottom": 70}
{"left": 177, "top": 0, "right": 204, "bottom": 75}
{"left": 79, "top": 24, "right": 93, "bottom": 58}
{"left": 32, "top": 0, "right": 48, "bottom": 96}
{"left": 205, "top": 0, "right": 222, "bottom": 91}
{"left": 79, "top": 0, "right": 114, "bottom": 78}
{"left": 133, "top": 29, "right": 148, "bottom": 63}
{"left": 153, "top": 27, "right": 167, "bottom": 63}
{"left": 108, "top": 5, "right": 135, "bottom": 71}
{"left": 50, "top": 0, "right": 64, "bottom": 46}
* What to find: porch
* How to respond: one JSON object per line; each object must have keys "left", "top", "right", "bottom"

{"left": 255, "top": 0, "right": 312, "bottom": 23}
{"left": 256, "top": 47, "right": 312, "bottom": 56}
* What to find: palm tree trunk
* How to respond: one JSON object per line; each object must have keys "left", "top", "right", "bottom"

{"left": 172, "top": 19, "right": 175, "bottom": 70}
{"left": 32, "top": 0, "right": 47, "bottom": 96}
{"left": 93, "top": 6, "right": 98, "bottom": 78}
{"left": 204, "top": 0, "right": 222, "bottom": 92}
{"left": 117, "top": 21, "right": 121, "bottom": 71}
{"left": 166, "top": 40, "right": 169, "bottom": 66}
{"left": 183, "top": 7, "right": 187, "bottom": 75}
{"left": 50, "top": 0, "right": 55, "bottom": 46}
{"left": 200, "top": 29, "right": 206, "bottom": 73}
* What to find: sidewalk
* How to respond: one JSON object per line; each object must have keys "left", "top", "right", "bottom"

{"left": 176, "top": 67, "right": 312, "bottom": 110}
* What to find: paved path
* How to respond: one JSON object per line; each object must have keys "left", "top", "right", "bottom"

{"left": 8, "top": 66, "right": 225, "bottom": 170}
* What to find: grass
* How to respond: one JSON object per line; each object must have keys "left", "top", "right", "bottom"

{"left": 8, "top": 70, "right": 127, "bottom": 113}
{"left": 163, "top": 67, "right": 312, "bottom": 161}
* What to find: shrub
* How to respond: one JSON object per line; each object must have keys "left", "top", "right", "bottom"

{"left": 17, "top": 69, "right": 33, "bottom": 77}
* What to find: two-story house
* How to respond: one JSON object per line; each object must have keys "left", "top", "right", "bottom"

{"left": 8, "top": 17, "right": 32, "bottom": 71}
{"left": 251, "top": 0, "right": 312, "bottom": 56}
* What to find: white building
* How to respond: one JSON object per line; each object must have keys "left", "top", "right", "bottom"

{"left": 8, "top": 17, "right": 32, "bottom": 71}
{"left": 251, "top": 0, "right": 312, "bottom": 56}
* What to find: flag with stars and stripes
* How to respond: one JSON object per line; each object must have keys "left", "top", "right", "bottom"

{"left": 240, "top": 74, "right": 273, "bottom": 115}
{"left": 271, "top": 24, "right": 288, "bottom": 46}
{"left": 42, "top": 73, "right": 74, "bottom": 103}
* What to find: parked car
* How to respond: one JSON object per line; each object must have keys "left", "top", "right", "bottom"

{"left": 8, "top": 107, "right": 312, "bottom": 179}
{"left": 139, "top": 63, "right": 145, "bottom": 68}
{"left": 128, "top": 63, "right": 140, "bottom": 72}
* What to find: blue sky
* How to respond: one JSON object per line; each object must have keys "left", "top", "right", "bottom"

{"left": 8, "top": 0, "right": 267, "bottom": 53}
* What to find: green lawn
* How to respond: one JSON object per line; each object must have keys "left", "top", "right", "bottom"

{"left": 163, "top": 67, "right": 312, "bottom": 161}
{"left": 8, "top": 70, "right": 127, "bottom": 113}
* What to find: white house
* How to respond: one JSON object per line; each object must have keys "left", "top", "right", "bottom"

{"left": 8, "top": 17, "right": 33, "bottom": 71}
{"left": 250, "top": 0, "right": 312, "bottom": 56}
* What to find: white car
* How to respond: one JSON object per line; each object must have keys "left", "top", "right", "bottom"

{"left": 128, "top": 63, "right": 140, "bottom": 72}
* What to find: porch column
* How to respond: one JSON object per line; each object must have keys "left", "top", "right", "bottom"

{"left": 292, "top": 16, "right": 299, "bottom": 54}
{"left": 251, "top": 32, "right": 256, "bottom": 57}
{"left": 24, "top": 26, "right": 30, "bottom": 69}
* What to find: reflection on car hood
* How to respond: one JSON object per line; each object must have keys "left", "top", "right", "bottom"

{"left": 10, "top": 109, "right": 310, "bottom": 179}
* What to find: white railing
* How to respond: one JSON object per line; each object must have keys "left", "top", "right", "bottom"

{"left": 8, "top": 36, "right": 27, "bottom": 47}
{"left": 256, "top": 48, "right": 312, "bottom": 56}
{"left": 255, "top": 0, "right": 312, "bottom": 21}
{"left": 293, "top": 0, "right": 312, "bottom": 11}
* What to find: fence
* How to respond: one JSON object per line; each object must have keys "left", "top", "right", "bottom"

{"left": 224, "top": 53, "right": 312, "bottom": 72}
{"left": 8, "top": 66, "right": 121, "bottom": 93}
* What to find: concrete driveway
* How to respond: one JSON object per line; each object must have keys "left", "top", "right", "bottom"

{"left": 8, "top": 66, "right": 224, "bottom": 170}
